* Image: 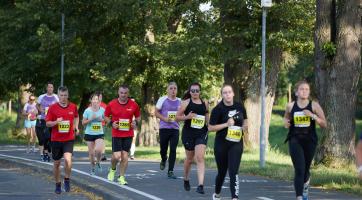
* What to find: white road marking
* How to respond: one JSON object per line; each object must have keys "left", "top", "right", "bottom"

{"left": 0, "top": 153, "right": 163, "bottom": 200}
{"left": 146, "top": 170, "right": 158, "bottom": 173}
{"left": 257, "top": 197, "right": 274, "bottom": 200}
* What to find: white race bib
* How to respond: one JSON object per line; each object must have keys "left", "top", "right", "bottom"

{"left": 118, "top": 119, "right": 130, "bottom": 131}
{"left": 90, "top": 122, "right": 102, "bottom": 132}
{"left": 191, "top": 115, "right": 205, "bottom": 129}
{"left": 294, "top": 111, "right": 311, "bottom": 128}
{"left": 58, "top": 120, "right": 70, "bottom": 133}
{"left": 167, "top": 111, "right": 177, "bottom": 122}
{"left": 226, "top": 126, "right": 243, "bottom": 142}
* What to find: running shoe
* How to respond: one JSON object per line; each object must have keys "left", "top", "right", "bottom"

{"left": 160, "top": 160, "right": 166, "bottom": 170}
{"left": 40, "top": 155, "right": 44, "bottom": 161}
{"left": 118, "top": 176, "right": 128, "bottom": 185}
{"left": 55, "top": 182, "right": 61, "bottom": 194}
{"left": 90, "top": 167, "right": 96, "bottom": 175}
{"left": 167, "top": 171, "right": 177, "bottom": 179}
{"left": 212, "top": 193, "right": 221, "bottom": 200}
{"left": 107, "top": 168, "right": 116, "bottom": 181}
{"left": 303, "top": 181, "right": 309, "bottom": 200}
{"left": 130, "top": 155, "right": 135, "bottom": 160}
{"left": 64, "top": 179, "right": 70, "bottom": 192}
{"left": 196, "top": 185, "right": 204, "bottom": 194}
{"left": 96, "top": 162, "right": 102, "bottom": 172}
{"left": 184, "top": 180, "right": 190, "bottom": 191}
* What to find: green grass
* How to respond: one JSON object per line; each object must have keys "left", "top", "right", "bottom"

{"left": 0, "top": 112, "right": 27, "bottom": 144}
{"left": 1, "top": 110, "right": 362, "bottom": 195}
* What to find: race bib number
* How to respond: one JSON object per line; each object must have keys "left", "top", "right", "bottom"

{"left": 118, "top": 119, "right": 130, "bottom": 131}
{"left": 58, "top": 120, "right": 70, "bottom": 133}
{"left": 91, "top": 122, "right": 102, "bottom": 132}
{"left": 191, "top": 115, "right": 205, "bottom": 129}
{"left": 294, "top": 111, "right": 311, "bottom": 127}
{"left": 226, "top": 126, "right": 243, "bottom": 142}
{"left": 167, "top": 111, "right": 177, "bottom": 122}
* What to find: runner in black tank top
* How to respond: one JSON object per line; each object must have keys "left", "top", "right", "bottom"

{"left": 284, "top": 81, "right": 327, "bottom": 200}
{"left": 176, "top": 82, "right": 209, "bottom": 195}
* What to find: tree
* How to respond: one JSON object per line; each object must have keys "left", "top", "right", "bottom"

{"left": 314, "top": 0, "right": 361, "bottom": 164}
{"left": 212, "top": 0, "right": 315, "bottom": 148}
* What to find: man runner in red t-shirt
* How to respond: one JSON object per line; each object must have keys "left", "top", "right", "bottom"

{"left": 105, "top": 85, "right": 141, "bottom": 185}
{"left": 46, "top": 86, "right": 79, "bottom": 194}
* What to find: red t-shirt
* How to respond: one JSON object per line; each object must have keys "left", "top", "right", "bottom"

{"left": 46, "top": 102, "right": 79, "bottom": 142}
{"left": 105, "top": 99, "right": 140, "bottom": 138}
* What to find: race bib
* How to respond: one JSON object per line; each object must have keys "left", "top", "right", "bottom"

{"left": 118, "top": 119, "right": 130, "bottom": 131}
{"left": 91, "top": 122, "right": 102, "bottom": 132}
{"left": 191, "top": 115, "right": 205, "bottom": 129}
{"left": 226, "top": 126, "right": 243, "bottom": 142}
{"left": 167, "top": 111, "right": 177, "bottom": 122}
{"left": 58, "top": 120, "right": 70, "bottom": 133}
{"left": 294, "top": 111, "right": 311, "bottom": 127}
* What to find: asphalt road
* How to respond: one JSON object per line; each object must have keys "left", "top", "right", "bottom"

{"left": 0, "top": 145, "right": 360, "bottom": 200}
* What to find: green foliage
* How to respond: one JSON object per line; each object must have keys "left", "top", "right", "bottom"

{"left": 322, "top": 42, "right": 337, "bottom": 58}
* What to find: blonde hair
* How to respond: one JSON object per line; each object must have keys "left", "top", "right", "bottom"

{"left": 294, "top": 80, "right": 310, "bottom": 93}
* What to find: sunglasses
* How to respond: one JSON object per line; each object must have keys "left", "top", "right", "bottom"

{"left": 190, "top": 89, "right": 200, "bottom": 93}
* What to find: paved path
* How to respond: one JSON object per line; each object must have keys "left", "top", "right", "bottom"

{"left": 0, "top": 145, "right": 360, "bottom": 200}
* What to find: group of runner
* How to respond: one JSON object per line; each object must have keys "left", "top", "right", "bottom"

{"left": 22, "top": 80, "right": 362, "bottom": 200}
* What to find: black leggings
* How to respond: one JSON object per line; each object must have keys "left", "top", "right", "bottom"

{"left": 159, "top": 129, "right": 179, "bottom": 172}
{"left": 288, "top": 136, "right": 317, "bottom": 197}
{"left": 214, "top": 139, "right": 243, "bottom": 199}
{"left": 35, "top": 119, "right": 51, "bottom": 153}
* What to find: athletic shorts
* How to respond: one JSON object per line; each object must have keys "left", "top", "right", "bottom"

{"left": 51, "top": 140, "right": 74, "bottom": 161}
{"left": 84, "top": 134, "right": 104, "bottom": 142}
{"left": 24, "top": 120, "right": 36, "bottom": 128}
{"left": 112, "top": 137, "right": 132, "bottom": 153}
{"left": 182, "top": 131, "right": 208, "bottom": 151}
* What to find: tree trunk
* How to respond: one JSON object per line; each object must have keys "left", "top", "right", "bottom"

{"left": 315, "top": 0, "right": 361, "bottom": 164}
{"left": 220, "top": 1, "right": 283, "bottom": 149}
{"left": 78, "top": 92, "right": 92, "bottom": 130}
{"left": 138, "top": 83, "right": 158, "bottom": 147}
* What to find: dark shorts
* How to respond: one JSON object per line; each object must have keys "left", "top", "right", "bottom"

{"left": 51, "top": 140, "right": 74, "bottom": 161}
{"left": 112, "top": 137, "right": 132, "bottom": 153}
{"left": 182, "top": 130, "right": 208, "bottom": 151}
{"left": 359, "top": 132, "right": 362, "bottom": 140}
{"left": 84, "top": 134, "right": 104, "bottom": 142}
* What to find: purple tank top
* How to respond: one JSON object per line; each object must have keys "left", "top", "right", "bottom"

{"left": 38, "top": 94, "right": 59, "bottom": 119}
{"left": 156, "top": 96, "right": 181, "bottom": 129}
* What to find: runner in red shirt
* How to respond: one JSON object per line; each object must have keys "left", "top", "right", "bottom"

{"left": 46, "top": 86, "right": 79, "bottom": 194}
{"left": 105, "top": 85, "right": 141, "bottom": 185}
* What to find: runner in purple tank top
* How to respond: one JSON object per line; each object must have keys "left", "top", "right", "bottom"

{"left": 36, "top": 83, "right": 59, "bottom": 162}
{"left": 155, "top": 82, "right": 181, "bottom": 179}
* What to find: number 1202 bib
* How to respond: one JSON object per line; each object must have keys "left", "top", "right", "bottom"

{"left": 293, "top": 111, "right": 311, "bottom": 127}
{"left": 191, "top": 115, "right": 205, "bottom": 129}
{"left": 58, "top": 120, "right": 70, "bottom": 133}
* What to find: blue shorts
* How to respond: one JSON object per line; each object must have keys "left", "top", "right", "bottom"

{"left": 24, "top": 120, "right": 36, "bottom": 128}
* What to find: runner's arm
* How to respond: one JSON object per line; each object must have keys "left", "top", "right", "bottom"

{"left": 74, "top": 116, "right": 79, "bottom": 133}
{"left": 283, "top": 102, "right": 293, "bottom": 128}
{"left": 155, "top": 109, "right": 168, "bottom": 122}
{"left": 176, "top": 100, "right": 193, "bottom": 121}
{"left": 312, "top": 101, "right": 327, "bottom": 128}
{"left": 205, "top": 101, "right": 210, "bottom": 126}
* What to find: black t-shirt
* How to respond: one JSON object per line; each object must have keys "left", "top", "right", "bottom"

{"left": 209, "top": 101, "right": 247, "bottom": 140}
